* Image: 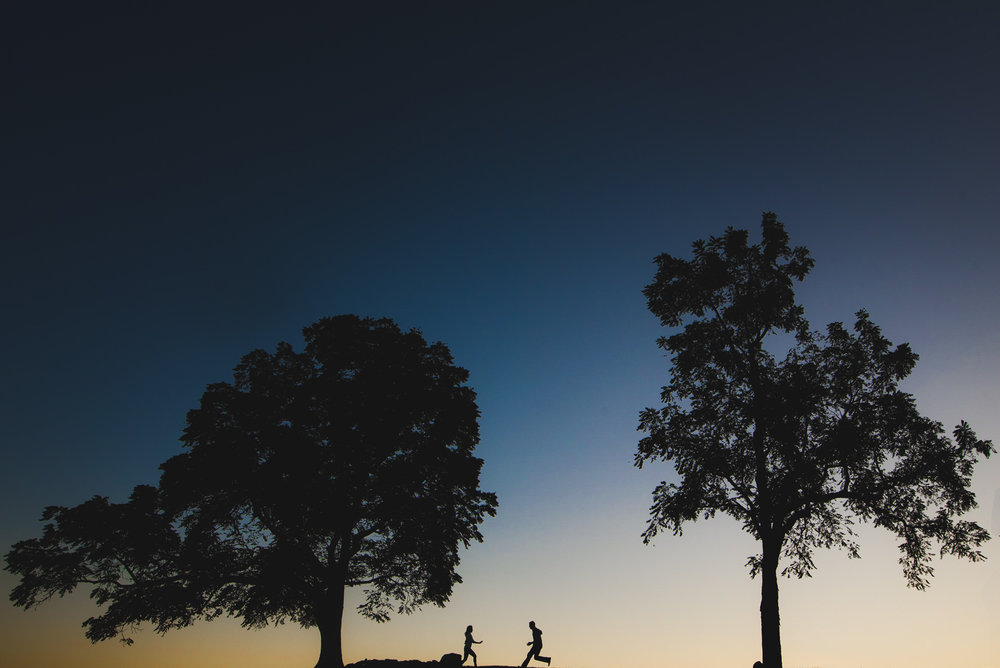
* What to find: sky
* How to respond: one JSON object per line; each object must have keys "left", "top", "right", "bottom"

{"left": 2, "top": 2, "right": 999, "bottom": 667}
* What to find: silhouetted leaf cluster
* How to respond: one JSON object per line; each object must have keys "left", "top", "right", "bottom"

{"left": 6, "top": 315, "right": 497, "bottom": 668}
{"left": 637, "top": 213, "right": 992, "bottom": 668}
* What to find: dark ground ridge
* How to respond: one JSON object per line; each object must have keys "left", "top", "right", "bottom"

{"left": 347, "top": 661, "right": 515, "bottom": 668}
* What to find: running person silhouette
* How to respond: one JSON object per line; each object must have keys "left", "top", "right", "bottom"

{"left": 462, "top": 625, "right": 482, "bottom": 666}
{"left": 520, "top": 620, "right": 550, "bottom": 667}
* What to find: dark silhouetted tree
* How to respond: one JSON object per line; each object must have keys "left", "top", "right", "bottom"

{"left": 636, "top": 214, "right": 993, "bottom": 668}
{"left": 5, "top": 315, "right": 498, "bottom": 668}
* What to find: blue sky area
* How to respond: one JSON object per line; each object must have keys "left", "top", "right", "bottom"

{"left": 2, "top": 3, "right": 999, "bottom": 667}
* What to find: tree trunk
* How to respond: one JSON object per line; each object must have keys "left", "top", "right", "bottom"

{"left": 315, "top": 585, "right": 346, "bottom": 668}
{"left": 760, "top": 533, "right": 782, "bottom": 668}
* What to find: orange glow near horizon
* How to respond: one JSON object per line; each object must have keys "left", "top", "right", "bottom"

{"left": 5, "top": 470, "right": 999, "bottom": 668}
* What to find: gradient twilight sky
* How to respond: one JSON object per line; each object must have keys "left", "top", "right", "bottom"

{"left": 2, "top": 3, "right": 999, "bottom": 667}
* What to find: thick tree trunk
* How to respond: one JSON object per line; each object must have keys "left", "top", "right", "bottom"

{"left": 760, "top": 534, "right": 782, "bottom": 668}
{"left": 315, "top": 585, "right": 346, "bottom": 668}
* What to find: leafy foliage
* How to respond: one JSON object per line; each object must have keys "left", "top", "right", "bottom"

{"left": 636, "top": 213, "right": 992, "bottom": 666}
{"left": 6, "top": 315, "right": 497, "bottom": 666}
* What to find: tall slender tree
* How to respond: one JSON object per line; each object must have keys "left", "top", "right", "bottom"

{"left": 636, "top": 214, "right": 992, "bottom": 668}
{"left": 6, "top": 315, "right": 498, "bottom": 668}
